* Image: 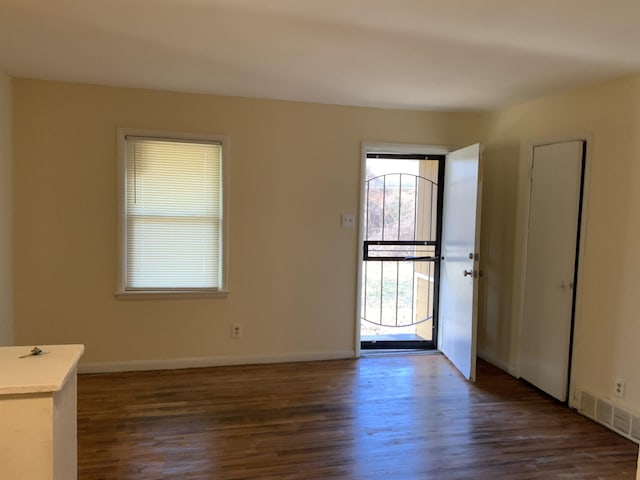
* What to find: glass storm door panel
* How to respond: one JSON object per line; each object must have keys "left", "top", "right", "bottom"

{"left": 361, "top": 154, "right": 444, "bottom": 350}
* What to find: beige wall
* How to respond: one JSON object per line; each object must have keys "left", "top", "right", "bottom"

{"left": 13, "top": 79, "right": 483, "bottom": 368}
{"left": 480, "top": 74, "right": 640, "bottom": 411}
{"left": 11, "top": 72, "right": 640, "bottom": 417}
{"left": 0, "top": 71, "right": 12, "bottom": 346}
{"left": 13, "top": 75, "right": 640, "bottom": 414}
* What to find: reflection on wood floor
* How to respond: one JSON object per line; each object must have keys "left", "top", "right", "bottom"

{"left": 77, "top": 355, "right": 638, "bottom": 479}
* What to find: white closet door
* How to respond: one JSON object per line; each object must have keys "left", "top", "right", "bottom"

{"left": 520, "top": 140, "right": 584, "bottom": 401}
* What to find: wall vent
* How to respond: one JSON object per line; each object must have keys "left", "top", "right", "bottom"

{"left": 631, "top": 416, "right": 640, "bottom": 442}
{"left": 579, "top": 391, "right": 596, "bottom": 418}
{"left": 576, "top": 389, "right": 639, "bottom": 444}
{"left": 596, "top": 398, "right": 613, "bottom": 425}
{"left": 613, "top": 407, "right": 631, "bottom": 435}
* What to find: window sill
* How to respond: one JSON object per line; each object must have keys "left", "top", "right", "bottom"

{"left": 115, "top": 290, "right": 229, "bottom": 300}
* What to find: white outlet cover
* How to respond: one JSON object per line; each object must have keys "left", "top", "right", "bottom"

{"left": 231, "top": 324, "right": 242, "bottom": 338}
{"left": 615, "top": 377, "right": 626, "bottom": 397}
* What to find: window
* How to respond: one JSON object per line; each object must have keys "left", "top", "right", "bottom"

{"left": 117, "top": 129, "right": 228, "bottom": 296}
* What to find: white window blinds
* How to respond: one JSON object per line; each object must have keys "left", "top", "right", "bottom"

{"left": 125, "top": 136, "right": 223, "bottom": 290}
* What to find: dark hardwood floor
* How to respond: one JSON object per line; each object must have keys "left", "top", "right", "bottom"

{"left": 77, "top": 355, "right": 638, "bottom": 479}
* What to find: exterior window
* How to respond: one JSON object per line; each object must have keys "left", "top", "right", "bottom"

{"left": 117, "top": 130, "right": 228, "bottom": 296}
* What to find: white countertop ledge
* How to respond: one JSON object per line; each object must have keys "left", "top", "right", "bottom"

{"left": 0, "top": 344, "right": 85, "bottom": 395}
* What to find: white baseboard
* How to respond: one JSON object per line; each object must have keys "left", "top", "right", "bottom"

{"left": 78, "top": 350, "right": 356, "bottom": 374}
{"left": 477, "top": 350, "right": 517, "bottom": 377}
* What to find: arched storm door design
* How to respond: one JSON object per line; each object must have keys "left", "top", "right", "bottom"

{"left": 361, "top": 154, "right": 445, "bottom": 349}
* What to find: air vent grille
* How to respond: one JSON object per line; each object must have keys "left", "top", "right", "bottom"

{"left": 596, "top": 398, "right": 613, "bottom": 425}
{"left": 579, "top": 391, "right": 596, "bottom": 418}
{"left": 613, "top": 408, "right": 631, "bottom": 435}
{"left": 631, "top": 416, "right": 640, "bottom": 442}
{"left": 576, "top": 389, "right": 639, "bottom": 444}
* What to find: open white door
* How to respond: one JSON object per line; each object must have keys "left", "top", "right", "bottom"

{"left": 438, "top": 144, "right": 482, "bottom": 381}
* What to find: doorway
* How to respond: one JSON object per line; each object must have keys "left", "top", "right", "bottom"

{"left": 359, "top": 152, "right": 445, "bottom": 350}
{"left": 357, "top": 142, "right": 483, "bottom": 382}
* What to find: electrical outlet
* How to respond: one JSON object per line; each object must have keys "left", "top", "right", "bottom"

{"left": 231, "top": 324, "right": 242, "bottom": 339}
{"left": 614, "top": 378, "right": 626, "bottom": 398}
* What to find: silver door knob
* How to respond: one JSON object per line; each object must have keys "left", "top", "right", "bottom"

{"left": 464, "top": 270, "right": 473, "bottom": 277}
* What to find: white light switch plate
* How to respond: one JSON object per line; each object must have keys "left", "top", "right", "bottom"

{"left": 341, "top": 213, "right": 356, "bottom": 228}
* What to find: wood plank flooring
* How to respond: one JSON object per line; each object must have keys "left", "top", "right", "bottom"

{"left": 77, "top": 355, "right": 638, "bottom": 479}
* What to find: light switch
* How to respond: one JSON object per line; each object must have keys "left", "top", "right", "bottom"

{"left": 341, "top": 213, "right": 356, "bottom": 228}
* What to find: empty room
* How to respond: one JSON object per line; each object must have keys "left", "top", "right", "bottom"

{"left": 1, "top": 1, "right": 639, "bottom": 479}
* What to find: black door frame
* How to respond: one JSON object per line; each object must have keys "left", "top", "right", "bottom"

{"left": 360, "top": 153, "right": 446, "bottom": 350}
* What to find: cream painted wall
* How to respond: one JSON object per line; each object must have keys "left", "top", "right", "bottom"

{"left": 481, "top": 74, "right": 640, "bottom": 412}
{"left": 13, "top": 79, "right": 483, "bottom": 367}
{"left": 0, "top": 71, "right": 13, "bottom": 346}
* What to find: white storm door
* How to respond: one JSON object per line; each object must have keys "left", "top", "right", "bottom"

{"left": 438, "top": 144, "right": 482, "bottom": 381}
{"left": 519, "top": 141, "right": 584, "bottom": 402}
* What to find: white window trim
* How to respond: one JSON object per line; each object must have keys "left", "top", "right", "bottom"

{"left": 115, "top": 128, "right": 230, "bottom": 299}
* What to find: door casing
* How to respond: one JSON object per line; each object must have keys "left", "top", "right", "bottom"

{"left": 356, "top": 143, "right": 454, "bottom": 357}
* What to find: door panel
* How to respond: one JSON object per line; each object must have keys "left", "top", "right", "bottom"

{"left": 519, "top": 141, "right": 584, "bottom": 401}
{"left": 439, "top": 144, "right": 482, "bottom": 381}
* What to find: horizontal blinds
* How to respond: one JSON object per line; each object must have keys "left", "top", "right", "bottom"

{"left": 126, "top": 137, "right": 222, "bottom": 289}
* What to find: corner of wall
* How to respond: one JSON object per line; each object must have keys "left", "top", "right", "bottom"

{"left": 0, "top": 71, "right": 14, "bottom": 346}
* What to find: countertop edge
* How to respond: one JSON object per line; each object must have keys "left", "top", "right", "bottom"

{"left": 0, "top": 344, "right": 85, "bottom": 396}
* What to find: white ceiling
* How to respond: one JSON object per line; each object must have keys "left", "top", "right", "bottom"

{"left": 1, "top": 0, "right": 639, "bottom": 111}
